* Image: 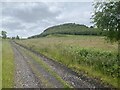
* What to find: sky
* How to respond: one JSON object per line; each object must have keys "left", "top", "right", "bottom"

{"left": 1, "top": 1, "right": 94, "bottom": 38}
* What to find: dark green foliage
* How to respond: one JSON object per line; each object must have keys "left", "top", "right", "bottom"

{"left": 28, "top": 23, "right": 105, "bottom": 39}
{"left": 1, "top": 31, "right": 7, "bottom": 39}
{"left": 57, "top": 46, "right": 118, "bottom": 78}
{"left": 90, "top": 26, "right": 94, "bottom": 28}
{"left": 12, "top": 37, "right": 15, "bottom": 40}
{"left": 16, "top": 35, "right": 20, "bottom": 40}
{"left": 92, "top": 1, "right": 120, "bottom": 41}
{"left": 93, "top": 2, "right": 120, "bottom": 87}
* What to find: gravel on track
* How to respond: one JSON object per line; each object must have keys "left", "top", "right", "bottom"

{"left": 12, "top": 43, "right": 40, "bottom": 88}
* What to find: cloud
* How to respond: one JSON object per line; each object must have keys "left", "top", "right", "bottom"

{"left": 1, "top": 0, "right": 94, "bottom": 2}
{"left": 2, "top": 2, "right": 61, "bottom": 23}
{"left": 1, "top": 2, "right": 94, "bottom": 38}
{"left": 2, "top": 21, "right": 25, "bottom": 30}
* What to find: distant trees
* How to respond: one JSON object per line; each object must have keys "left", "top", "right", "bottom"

{"left": 16, "top": 35, "right": 20, "bottom": 40}
{"left": 12, "top": 37, "right": 15, "bottom": 40}
{"left": 12, "top": 35, "right": 20, "bottom": 40}
{"left": 1, "top": 31, "right": 7, "bottom": 39}
{"left": 1, "top": 31, "right": 20, "bottom": 40}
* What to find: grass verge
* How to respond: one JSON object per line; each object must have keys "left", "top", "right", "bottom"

{"left": 0, "top": 39, "right": 2, "bottom": 89}
{"left": 2, "top": 40, "right": 14, "bottom": 88}
{"left": 69, "top": 64, "right": 118, "bottom": 88}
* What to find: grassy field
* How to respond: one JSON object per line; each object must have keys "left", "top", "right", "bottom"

{"left": 0, "top": 39, "right": 2, "bottom": 89}
{"left": 2, "top": 40, "right": 14, "bottom": 88}
{"left": 16, "top": 35, "right": 119, "bottom": 87}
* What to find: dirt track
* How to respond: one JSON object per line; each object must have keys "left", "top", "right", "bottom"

{"left": 11, "top": 41, "right": 109, "bottom": 88}
{"left": 13, "top": 43, "right": 41, "bottom": 88}
{"left": 12, "top": 42, "right": 65, "bottom": 88}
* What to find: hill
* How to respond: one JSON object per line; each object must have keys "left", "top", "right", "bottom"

{"left": 28, "top": 23, "right": 105, "bottom": 39}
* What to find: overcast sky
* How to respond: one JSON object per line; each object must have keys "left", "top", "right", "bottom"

{"left": 1, "top": 1, "right": 94, "bottom": 38}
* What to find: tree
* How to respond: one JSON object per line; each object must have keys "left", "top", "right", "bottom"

{"left": 92, "top": 1, "right": 120, "bottom": 41}
{"left": 92, "top": 1, "right": 120, "bottom": 88}
{"left": 1, "top": 31, "right": 7, "bottom": 39}
{"left": 90, "top": 26, "right": 94, "bottom": 28}
{"left": 12, "top": 37, "right": 15, "bottom": 40}
{"left": 16, "top": 35, "right": 20, "bottom": 40}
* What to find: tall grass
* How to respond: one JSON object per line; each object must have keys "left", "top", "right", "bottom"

{"left": 2, "top": 40, "right": 14, "bottom": 88}
{"left": 16, "top": 35, "right": 118, "bottom": 87}
{"left": 0, "top": 39, "right": 2, "bottom": 89}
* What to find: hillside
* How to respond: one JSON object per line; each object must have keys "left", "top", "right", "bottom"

{"left": 28, "top": 23, "right": 104, "bottom": 39}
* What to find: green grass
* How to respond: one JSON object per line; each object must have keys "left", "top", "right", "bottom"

{"left": 27, "top": 61, "right": 54, "bottom": 88}
{"left": 2, "top": 40, "right": 14, "bottom": 88}
{"left": 19, "top": 46, "right": 72, "bottom": 88}
{"left": 16, "top": 35, "right": 119, "bottom": 88}
{"left": 22, "top": 35, "right": 117, "bottom": 52}
{"left": 0, "top": 39, "right": 2, "bottom": 89}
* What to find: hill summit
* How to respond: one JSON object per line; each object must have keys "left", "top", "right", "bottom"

{"left": 28, "top": 23, "right": 103, "bottom": 39}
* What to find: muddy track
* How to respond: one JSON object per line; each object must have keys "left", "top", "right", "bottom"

{"left": 13, "top": 41, "right": 113, "bottom": 89}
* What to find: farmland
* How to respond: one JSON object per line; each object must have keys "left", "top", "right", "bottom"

{"left": 16, "top": 35, "right": 119, "bottom": 87}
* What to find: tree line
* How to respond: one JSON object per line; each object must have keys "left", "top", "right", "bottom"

{"left": 28, "top": 23, "right": 107, "bottom": 39}
{"left": 1, "top": 31, "right": 20, "bottom": 40}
